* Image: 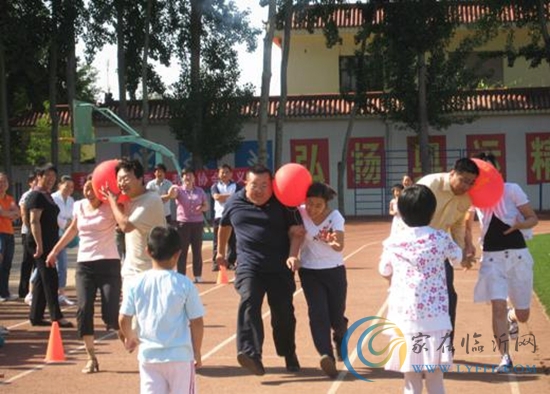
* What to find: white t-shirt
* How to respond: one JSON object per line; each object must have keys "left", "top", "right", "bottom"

{"left": 119, "top": 269, "right": 205, "bottom": 363}
{"left": 298, "top": 207, "right": 345, "bottom": 269}
{"left": 146, "top": 178, "right": 173, "bottom": 217}
{"left": 74, "top": 200, "right": 119, "bottom": 262}
{"left": 52, "top": 190, "right": 74, "bottom": 230}
{"left": 121, "top": 191, "right": 166, "bottom": 279}
{"left": 212, "top": 181, "right": 239, "bottom": 219}
{"left": 475, "top": 182, "right": 533, "bottom": 242}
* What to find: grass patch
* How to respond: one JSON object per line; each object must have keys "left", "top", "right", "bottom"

{"left": 528, "top": 233, "right": 550, "bottom": 317}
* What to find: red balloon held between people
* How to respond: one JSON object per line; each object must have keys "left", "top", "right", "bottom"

{"left": 273, "top": 163, "right": 313, "bottom": 207}
{"left": 468, "top": 158, "right": 504, "bottom": 208}
{"left": 92, "top": 159, "right": 129, "bottom": 203}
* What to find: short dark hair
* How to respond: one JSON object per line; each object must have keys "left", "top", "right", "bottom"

{"left": 391, "top": 183, "right": 404, "bottom": 193}
{"left": 59, "top": 175, "right": 74, "bottom": 184}
{"left": 181, "top": 167, "right": 195, "bottom": 177}
{"left": 116, "top": 158, "right": 144, "bottom": 179}
{"left": 306, "top": 182, "right": 336, "bottom": 201}
{"left": 27, "top": 171, "right": 37, "bottom": 183}
{"left": 398, "top": 184, "right": 436, "bottom": 227}
{"left": 147, "top": 226, "right": 181, "bottom": 262}
{"left": 453, "top": 158, "right": 479, "bottom": 176}
{"left": 35, "top": 163, "right": 57, "bottom": 176}
{"left": 219, "top": 163, "right": 233, "bottom": 172}
{"left": 247, "top": 165, "right": 272, "bottom": 179}
{"left": 154, "top": 163, "right": 167, "bottom": 172}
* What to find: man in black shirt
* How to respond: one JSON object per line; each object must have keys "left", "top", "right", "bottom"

{"left": 215, "top": 165, "right": 304, "bottom": 376}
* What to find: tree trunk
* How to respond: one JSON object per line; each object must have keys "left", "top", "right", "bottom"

{"left": 257, "top": 0, "right": 276, "bottom": 167}
{"left": 535, "top": 0, "right": 550, "bottom": 65}
{"left": 190, "top": 0, "right": 203, "bottom": 169}
{"left": 0, "top": 38, "right": 11, "bottom": 180}
{"left": 274, "top": 0, "right": 292, "bottom": 170}
{"left": 65, "top": 0, "right": 79, "bottom": 173}
{"left": 417, "top": 52, "right": 430, "bottom": 174}
{"left": 116, "top": 2, "right": 129, "bottom": 157}
{"left": 49, "top": 0, "right": 60, "bottom": 168}
{"left": 338, "top": 103, "right": 358, "bottom": 216}
{"left": 140, "top": 0, "right": 152, "bottom": 170}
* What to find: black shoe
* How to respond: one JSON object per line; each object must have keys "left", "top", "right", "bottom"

{"left": 57, "top": 319, "right": 74, "bottom": 328}
{"left": 31, "top": 320, "right": 52, "bottom": 326}
{"left": 212, "top": 264, "right": 219, "bottom": 272}
{"left": 320, "top": 354, "right": 338, "bottom": 378}
{"left": 237, "top": 352, "right": 265, "bottom": 376}
{"left": 228, "top": 264, "right": 237, "bottom": 271}
{"left": 285, "top": 353, "right": 300, "bottom": 372}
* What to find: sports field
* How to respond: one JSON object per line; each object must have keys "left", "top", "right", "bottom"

{"left": 1, "top": 218, "right": 549, "bottom": 393}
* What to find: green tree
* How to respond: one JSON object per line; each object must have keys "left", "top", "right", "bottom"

{"left": 168, "top": 0, "right": 259, "bottom": 168}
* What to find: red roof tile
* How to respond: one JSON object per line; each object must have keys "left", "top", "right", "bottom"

{"left": 10, "top": 88, "right": 550, "bottom": 128}
{"left": 290, "top": 2, "right": 549, "bottom": 30}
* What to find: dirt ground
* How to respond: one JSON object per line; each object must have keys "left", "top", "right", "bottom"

{"left": 1, "top": 217, "right": 549, "bottom": 393}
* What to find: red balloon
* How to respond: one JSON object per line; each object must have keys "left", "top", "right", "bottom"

{"left": 92, "top": 159, "right": 129, "bottom": 203}
{"left": 468, "top": 158, "right": 504, "bottom": 208}
{"left": 273, "top": 163, "right": 313, "bottom": 207}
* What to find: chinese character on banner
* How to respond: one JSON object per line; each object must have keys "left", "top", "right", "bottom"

{"left": 406, "top": 136, "right": 447, "bottom": 179}
{"left": 347, "top": 137, "right": 385, "bottom": 188}
{"left": 290, "top": 139, "right": 330, "bottom": 183}
{"left": 466, "top": 134, "right": 507, "bottom": 179}
{"left": 526, "top": 133, "right": 550, "bottom": 184}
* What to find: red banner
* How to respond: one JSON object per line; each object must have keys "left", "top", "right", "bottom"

{"left": 407, "top": 135, "right": 447, "bottom": 179}
{"left": 347, "top": 137, "right": 385, "bottom": 188}
{"left": 466, "top": 134, "right": 507, "bottom": 179}
{"left": 526, "top": 133, "right": 550, "bottom": 184}
{"left": 290, "top": 139, "right": 330, "bottom": 183}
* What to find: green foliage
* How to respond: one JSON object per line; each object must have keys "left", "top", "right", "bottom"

{"left": 527, "top": 233, "right": 550, "bottom": 316}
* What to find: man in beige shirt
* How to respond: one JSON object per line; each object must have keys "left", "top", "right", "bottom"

{"left": 417, "top": 158, "right": 479, "bottom": 347}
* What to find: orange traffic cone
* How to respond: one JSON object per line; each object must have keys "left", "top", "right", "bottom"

{"left": 216, "top": 265, "right": 229, "bottom": 285}
{"left": 44, "top": 321, "right": 66, "bottom": 363}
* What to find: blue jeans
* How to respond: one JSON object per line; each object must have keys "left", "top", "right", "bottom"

{"left": 0, "top": 233, "right": 15, "bottom": 298}
{"left": 56, "top": 248, "right": 68, "bottom": 289}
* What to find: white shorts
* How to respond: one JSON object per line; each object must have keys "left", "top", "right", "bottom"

{"left": 473, "top": 248, "right": 534, "bottom": 309}
{"left": 139, "top": 360, "right": 196, "bottom": 394}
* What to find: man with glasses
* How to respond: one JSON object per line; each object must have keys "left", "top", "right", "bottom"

{"left": 417, "top": 158, "right": 479, "bottom": 349}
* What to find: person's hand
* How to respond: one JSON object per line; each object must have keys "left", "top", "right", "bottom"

{"left": 124, "top": 336, "right": 139, "bottom": 353}
{"left": 45, "top": 251, "right": 57, "bottom": 267}
{"left": 194, "top": 352, "right": 202, "bottom": 369}
{"left": 460, "top": 255, "right": 476, "bottom": 271}
{"left": 168, "top": 185, "right": 178, "bottom": 199}
{"left": 99, "top": 184, "right": 118, "bottom": 204}
{"left": 286, "top": 256, "right": 300, "bottom": 272}
{"left": 215, "top": 253, "right": 228, "bottom": 268}
{"left": 33, "top": 245, "right": 43, "bottom": 259}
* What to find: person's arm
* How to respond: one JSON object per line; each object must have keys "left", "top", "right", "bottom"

{"left": 199, "top": 192, "right": 209, "bottom": 213}
{"left": 326, "top": 230, "right": 344, "bottom": 252}
{"left": 450, "top": 212, "right": 476, "bottom": 269}
{"left": 215, "top": 225, "right": 232, "bottom": 268}
{"left": 46, "top": 217, "right": 79, "bottom": 265}
{"left": 389, "top": 199, "right": 397, "bottom": 216}
{"left": 118, "top": 314, "right": 139, "bottom": 353}
{"left": 286, "top": 224, "right": 305, "bottom": 272}
{"left": 100, "top": 187, "right": 136, "bottom": 233}
{"left": 503, "top": 203, "right": 538, "bottom": 234}
{"left": 0, "top": 200, "right": 20, "bottom": 221}
{"left": 20, "top": 202, "right": 29, "bottom": 228}
{"left": 189, "top": 317, "right": 204, "bottom": 368}
{"left": 29, "top": 208, "right": 45, "bottom": 260}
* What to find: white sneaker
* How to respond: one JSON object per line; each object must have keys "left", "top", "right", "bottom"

{"left": 24, "top": 293, "right": 32, "bottom": 305}
{"left": 58, "top": 295, "right": 75, "bottom": 306}
{"left": 508, "top": 308, "right": 519, "bottom": 340}
{"left": 0, "top": 294, "right": 17, "bottom": 302}
{"left": 0, "top": 325, "right": 9, "bottom": 335}
{"left": 194, "top": 277, "right": 203, "bottom": 283}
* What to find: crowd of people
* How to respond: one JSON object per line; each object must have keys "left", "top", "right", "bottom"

{"left": 0, "top": 156, "right": 540, "bottom": 394}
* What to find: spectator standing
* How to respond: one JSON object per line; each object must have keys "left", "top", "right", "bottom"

{"left": 18, "top": 172, "right": 37, "bottom": 301}
{"left": 169, "top": 168, "right": 209, "bottom": 283}
{"left": 211, "top": 164, "right": 240, "bottom": 271}
{"left": 52, "top": 175, "right": 76, "bottom": 306}
{"left": 0, "top": 172, "right": 21, "bottom": 302}
{"left": 146, "top": 163, "right": 173, "bottom": 224}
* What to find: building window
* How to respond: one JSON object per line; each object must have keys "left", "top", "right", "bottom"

{"left": 464, "top": 52, "right": 504, "bottom": 87}
{"left": 339, "top": 55, "right": 384, "bottom": 93}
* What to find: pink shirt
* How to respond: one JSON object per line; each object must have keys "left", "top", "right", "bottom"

{"left": 74, "top": 199, "right": 120, "bottom": 262}
{"left": 174, "top": 186, "right": 207, "bottom": 223}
